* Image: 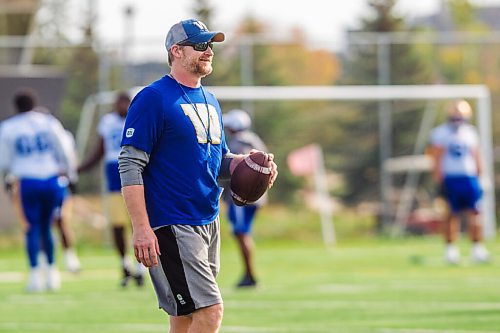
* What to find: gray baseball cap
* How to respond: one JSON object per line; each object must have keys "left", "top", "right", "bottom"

{"left": 165, "top": 19, "right": 225, "bottom": 51}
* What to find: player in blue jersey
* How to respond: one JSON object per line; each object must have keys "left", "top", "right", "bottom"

{"left": 0, "top": 89, "right": 76, "bottom": 292}
{"left": 118, "top": 19, "right": 277, "bottom": 333}
{"left": 222, "top": 109, "right": 268, "bottom": 288}
{"left": 429, "top": 100, "right": 489, "bottom": 264}
{"left": 79, "top": 92, "right": 145, "bottom": 287}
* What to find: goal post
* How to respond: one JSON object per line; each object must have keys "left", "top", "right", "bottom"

{"left": 76, "top": 84, "right": 496, "bottom": 239}
{"left": 209, "top": 85, "right": 495, "bottom": 239}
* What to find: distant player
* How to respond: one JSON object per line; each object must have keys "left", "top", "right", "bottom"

{"left": 223, "top": 109, "right": 268, "bottom": 287}
{"left": 78, "top": 92, "right": 145, "bottom": 287}
{"left": 0, "top": 89, "right": 76, "bottom": 292}
{"left": 34, "top": 106, "right": 81, "bottom": 273}
{"left": 429, "top": 100, "right": 489, "bottom": 264}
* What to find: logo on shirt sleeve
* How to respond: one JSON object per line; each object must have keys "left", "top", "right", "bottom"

{"left": 125, "top": 128, "right": 135, "bottom": 138}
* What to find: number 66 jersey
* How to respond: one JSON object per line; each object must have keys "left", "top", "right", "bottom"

{"left": 0, "top": 111, "right": 73, "bottom": 180}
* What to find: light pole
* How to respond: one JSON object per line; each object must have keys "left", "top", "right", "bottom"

{"left": 123, "top": 4, "right": 135, "bottom": 87}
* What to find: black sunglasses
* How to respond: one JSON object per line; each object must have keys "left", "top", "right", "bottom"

{"left": 177, "top": 41, "right": 214, "bottom": 52}
{"left": 448, "top": 116, "right": 465, "bottom": 123}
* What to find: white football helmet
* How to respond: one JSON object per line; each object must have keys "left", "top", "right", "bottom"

{"left": 223, "top": 109, "right": 251, "bottom": 132}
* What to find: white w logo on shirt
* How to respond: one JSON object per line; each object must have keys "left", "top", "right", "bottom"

{"left": 180, "top": 103, "right": 221, "bottom": 144}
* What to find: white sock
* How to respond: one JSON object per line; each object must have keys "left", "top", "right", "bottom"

{"left": 122, "top": 256, "right": 132, "bottom": 270}
{"left": 136, "top": 262, "right": 147, "bottom": 275}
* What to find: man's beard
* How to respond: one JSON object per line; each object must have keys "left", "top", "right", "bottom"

{"left": 182, "top": 55, "right": 213, "bottom": 77}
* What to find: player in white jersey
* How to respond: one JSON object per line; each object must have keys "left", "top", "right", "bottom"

{"left": 78, "top": 92, "right": 145, "bottom": 287}
{"left": 429, "top": 100, "right": 489, "bottom": 264}
{"left": 6, "top": 115, "right": 82, "bottom": 274}
{"left": 31, "top": 107, "right": 81, "bottom": 273}
{"left": 0, "top": 89, "right": 75, "bottom": 292}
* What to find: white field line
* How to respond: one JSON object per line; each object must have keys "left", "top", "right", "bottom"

{"left": 0, "top": 322, "right": 164, "bottom": 332}
{"left": 225, "top": 299, "right": 500, "bottom": 311}
{"left": 1, "top": 322, "right": 497, "bottom": 333}
{"left": 0, "top": 271, "right": 24, "bottom": 282}
{"left": 3, "top": 292, "right": 500, "bottom": 312}
{"left": 0, "top": 322, "right": 329, "bottom": 333}
{"left": 0, "top": 269, "right": 126, "bottom": 283}
{"left": 379, "top": 329, "right": 500, "bottom": 333}
{"left": 222, "top": 327, "right": 330, "bottom": 332}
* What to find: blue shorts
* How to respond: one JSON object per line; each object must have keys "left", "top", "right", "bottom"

{"left": 443, "top": 176, "right": 482, "bottom": 213}
{"left": 228, "top": 203, "right": 258, "bottom": 235}
{"left": 53, "top": 177, "right": 70, "bottom": 219}
{"left": 105, "top": 161, "right": 122, "bottom": 192}
{"left": 55, "top": 176, "right": 70, "bottom": 209}
{"left": 20, "top": 176, "right": 61, "bottom": 223}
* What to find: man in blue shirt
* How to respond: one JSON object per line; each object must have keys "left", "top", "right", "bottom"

{"left": 118, "top": 19, "right": 277, "bottom": 333}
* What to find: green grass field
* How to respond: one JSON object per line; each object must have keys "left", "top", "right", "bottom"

{"left": 1, "top": 234, "right": 500, "bottom": 333}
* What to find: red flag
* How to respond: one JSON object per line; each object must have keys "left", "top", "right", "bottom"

{"left": 287, "top": 144, "right": 320, "bottom": 176}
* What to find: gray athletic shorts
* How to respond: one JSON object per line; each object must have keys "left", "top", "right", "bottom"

{"left": 149, "top": 218, "right": 222, "bottom": 316}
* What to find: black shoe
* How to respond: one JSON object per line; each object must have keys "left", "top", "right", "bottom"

{"left": 236, "top": 275, "right": 257, "bottom": 288}
{"left": 134, "top": 273, "right": 145, "bottom": 287}
{"left": 120, "top": 268, "right": 132, "bottom": 288}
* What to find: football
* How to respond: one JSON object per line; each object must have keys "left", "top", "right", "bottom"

{"left": 230, "top": 151, "right": 272, "bottom": 206}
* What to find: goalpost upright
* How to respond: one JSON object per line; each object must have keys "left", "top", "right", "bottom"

{"left": 77, "top": 84, "right": 496, "bottom": 239}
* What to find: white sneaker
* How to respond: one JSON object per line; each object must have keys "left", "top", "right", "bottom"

{"left": 444, "top": 244, "right": 460, "bottom": 264}
{"left": 64, "top": 249, "right": 81, "bottom": 273}
{"left": 26, "top": 267, "right": 45, "bottom": 293}
{"left": 46, "top": 265, "right": 61, "bottom": 291}
{"left": 37, "top": 251, "right": 48, "bottom": 271}
{"left": 471, "top": 243, "right": 490, "bottom": 263}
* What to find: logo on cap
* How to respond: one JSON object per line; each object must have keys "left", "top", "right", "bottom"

{"left": 192, "top": 20, "right": 208, "bottom": 31}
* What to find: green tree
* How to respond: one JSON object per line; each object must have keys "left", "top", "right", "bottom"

{"left": 192, "top": 0, "right": 214, "bottom": 27}
{"left": 0, "top": 0, "right": 38, "bottom": 64}
{"left": 207, "top": 15, "right": 341, "bottom": 202}
{"left": 27, "top": 1, "right": 99, "bottom": 192}
{"left": 448, "top": 0, "right": 476, "bottom": 29}
{"left": 338, "top": 0, "right": 432, "bottom": 203}
{"left": 32, "top": 1, "right": 98, "bottom": 132}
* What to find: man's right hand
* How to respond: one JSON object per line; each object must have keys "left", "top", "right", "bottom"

{"left": 133, "top": 225, "right": 161, "bottom": 268}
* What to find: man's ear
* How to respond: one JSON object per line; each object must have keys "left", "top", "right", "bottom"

{"left": 170, "top": 45, "right": 183, "bottom": 59}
